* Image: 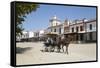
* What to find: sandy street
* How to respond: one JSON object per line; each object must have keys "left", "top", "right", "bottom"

{"left": 16, "top": 42, "right": 96, "bottom": 65}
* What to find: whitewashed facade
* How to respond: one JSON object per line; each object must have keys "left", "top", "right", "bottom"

{"left": 86, "top": 20, "right": 97, "bottom": 42}
{"left": 17, "top": 16, "right": 97, "bottom": 43}
{"left": 47, "top": 16, "right": 64, "bottom": 35}
{"left": 46, "top": 16, "right": 97, "bottom": 43}
{"left": 16, "top": 30, "right": 46, "bottom": 42}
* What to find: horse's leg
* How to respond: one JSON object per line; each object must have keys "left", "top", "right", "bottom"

{"left": 58, "top": 45, "right": 60, "bottom": 53}
{"left": 52, "top": 45, "right": 55, "bottom": 52}
{"left": 48, "top": 46, "right": 51, "bottom": 52}
{"left": 66, "top": 45, "right": 69, "bottom": 54}
{"left": 61, "top": 45, "right": 64, "bottom": 53}
{"left": 59, "top": 44, "right": 61, "bottom": 52}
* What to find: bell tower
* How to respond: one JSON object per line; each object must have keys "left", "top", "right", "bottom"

{"left": 49, "top": 15, "right": 61, "bottom": 26}
{"left": 64, "top": 19, "right": 69, "bottom": 26}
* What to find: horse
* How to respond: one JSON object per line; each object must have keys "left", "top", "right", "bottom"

{"left": 60, "top": 36, "right": 73, "bottom": 54}
{"left": 42, "top": 36, "right": 73, "bottom": 54}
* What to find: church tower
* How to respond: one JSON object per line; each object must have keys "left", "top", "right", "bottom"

{"left": 64, "top": 18, "right": 70, "bottom": 34}
{"left": 49, "top": 15, "right": 61, "bottom": 26}
{"left": 64, "top": 18, "right": 69, "bottom": 26}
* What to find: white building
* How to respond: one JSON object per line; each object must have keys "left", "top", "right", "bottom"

{"left": 21, "top": 31, "right": 34, "bottom": 39}
{"left": 16, "top": 31, "right": 34, "bottom": 42}
{"left": 16, "top": 30, "right": 45, "bottom": 42}
{"left": 46, "top": 16, "right": 97, "bottom": 43}
{"left": 49, "top": 15, "right": 61, "bottom": 26}
{"left": 46, "top": 15, "right": 64, "bottom": 35}
{"left": 39, "top": 30, "right": 45, "bottom": 37}
{"left": 86, "top": 19, "right": 97, "bottom": 42}
{"left": 17, "top": 16, "right": 97, "bottom": 43}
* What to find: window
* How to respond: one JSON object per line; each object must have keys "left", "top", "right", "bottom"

{"left": 72, "top": 27, "right": 74, "bottom": 32}
{"left": 76, "top": 26, "right": 79, "bottom": 32}
{"left": 59, "top": 28, "right": 61, "bottom": 34}
{"left": 89, "top": 32, "right": 92, "bottom": 40}
{"left": 54, "top": 29, "right": 56, "bottom": 32}
{"left": 56, "top": 23, "right": 58, "bottom": 26}
{"left": 89, "top": 24, "right": 92, "bottom": 30}
{"left": 80, "top": 26, "right": 84, "bottom": 31}
{"left": 80, "top": 34, "right": 83, "bottom": 41}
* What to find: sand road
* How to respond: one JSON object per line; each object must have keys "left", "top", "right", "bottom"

{"left": 16, "top": 42, "right": 96, "bottom": 65}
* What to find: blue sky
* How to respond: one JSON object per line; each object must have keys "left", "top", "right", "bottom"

{"left": 22, "top": 4, "right": 96, "bottom": 31}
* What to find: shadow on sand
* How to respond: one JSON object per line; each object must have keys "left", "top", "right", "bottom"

{"left": 16, "top": 47, "right": 32, "bottom": 54}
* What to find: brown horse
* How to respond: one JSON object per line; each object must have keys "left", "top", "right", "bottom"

{"left": 43, "top": 36, "right": 73, "bottom": 54}
{"left": 58, "top": 36, "right": 73, "bottom": 54}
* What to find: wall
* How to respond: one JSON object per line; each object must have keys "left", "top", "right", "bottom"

{"left": 86, "top": 21, "right": 96, "bottom": 32}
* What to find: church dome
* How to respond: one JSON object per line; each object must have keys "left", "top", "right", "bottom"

{"left": 52, "top": 15, "right": 57, "bottom": 20}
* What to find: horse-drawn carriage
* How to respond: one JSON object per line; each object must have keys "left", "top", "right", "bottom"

{"left": 43, "top": 32, "right": 59, "bottom": 52}
{"left": 42, "top": 32, "right": 73, "bottom": 54}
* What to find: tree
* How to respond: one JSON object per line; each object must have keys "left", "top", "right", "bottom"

{"left": 16, "top": 2, "right": 39, "bottom": 36}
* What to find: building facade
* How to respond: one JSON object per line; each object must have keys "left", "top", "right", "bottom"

{"left": 46, "top": 16, "right": 97, "bottom": 43}
{"left": 85, "top": 19, "right": 97, "bottom": 42}
{"left": 16, "top": 30, "right": 45, "bottom": 42}
{"left": 16, "top": 16, "right": 97, "bottom": 43}
{"left": 46, "top": 16, "right": 64, "bottom": 35}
